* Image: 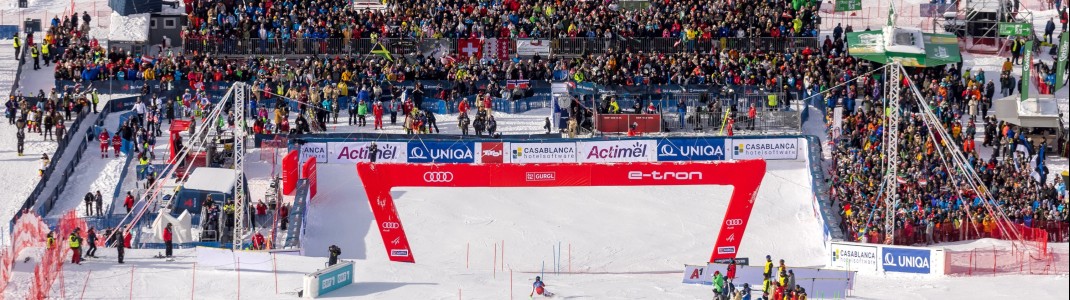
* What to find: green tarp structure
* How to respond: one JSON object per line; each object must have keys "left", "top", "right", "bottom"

{"left": 846, "top": 31, "right": 962, "bottom": 67}
{"left": 834, "top": 0, "right": 862, "bottom": 12}
{"left": 1021, "top": 40, "right": 1033, "bottom": 101}
{"left": 1056, "top": 32, "right": 1068, "bottom": 92}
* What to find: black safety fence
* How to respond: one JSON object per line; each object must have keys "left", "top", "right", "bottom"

{"left": 575, "top": 91, "right": 802, "bottom": 134}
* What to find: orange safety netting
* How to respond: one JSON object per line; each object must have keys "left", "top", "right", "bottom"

{"left": 27, "top": 210, "right": 87, "bottom": 299}
{"left": 946, "top": 246, "right": 1069, "bottom": 276}
{"left": 0, "top": 210, "right": 50, "bottom": 299}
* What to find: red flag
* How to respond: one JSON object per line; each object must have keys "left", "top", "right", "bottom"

{"left": 457, "top": 38, "right": 483, "bottom": 60}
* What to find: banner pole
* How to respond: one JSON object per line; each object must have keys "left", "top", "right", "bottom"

{"left": 80, "top": 269, "right": 92, "bottom": 300}
{"left": 128, "top": 266, "right": 135, "bottom": 300}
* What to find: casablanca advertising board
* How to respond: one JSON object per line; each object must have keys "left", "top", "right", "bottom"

{"left": 508, "top": 142, "right": 577, "bottom": 163}
{"left": 828, "top": 242, "right": 879, "bottom": 272}
{"left": 730, "top": 138, "right": 799, "bottom": 160}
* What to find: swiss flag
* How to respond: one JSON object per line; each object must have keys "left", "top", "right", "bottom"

{"left": 457, "top": 39, "right": 483, "bottom": 60}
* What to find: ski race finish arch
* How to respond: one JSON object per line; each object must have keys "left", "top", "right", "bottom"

{"left": 355, "top": 160, "right": 766, "bottom": 263}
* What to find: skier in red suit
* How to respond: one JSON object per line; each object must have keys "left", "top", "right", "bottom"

{"left": 99, "top": 129, "right": 111, "bottom": 158}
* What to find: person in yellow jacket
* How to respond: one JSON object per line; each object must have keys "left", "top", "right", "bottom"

{"left": 41, "top": 43, "right": 50, "bottom": 67}
{"left": 777, "top": 259, "right": 787, "bottom": 278}
{"left": 763, "top": 255, "right": 774, "bottom": 278}
{"left": 30, "top": 45, "right": 40, "bottom": 70}
{"left": 46, "top": 232, "right": 55, "bottom": 249}
{"left": 69, "top": 228, "right": 83, "bottom": 264}
{"left": 12, "top": 33, "right": 20, "bottom": 57}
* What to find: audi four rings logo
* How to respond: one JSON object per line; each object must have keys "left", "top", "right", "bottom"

{"left": 423, "top": 171, "right": 454, "bottom": 182}
{"left": 382, "top": 222, "right": 401, "bottom": 229}
{"left": 725, "top": 219, "right": 743, "bottom": 226}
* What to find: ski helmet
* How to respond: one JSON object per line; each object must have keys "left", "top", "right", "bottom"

{"left": 535, "top": 276, "right": 541, "bottom": 281}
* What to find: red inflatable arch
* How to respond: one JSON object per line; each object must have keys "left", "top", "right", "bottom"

{"left": 355, "top": 160, "right": 766, "bottom": 263}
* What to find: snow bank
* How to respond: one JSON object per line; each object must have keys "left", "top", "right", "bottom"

{"left": 108, "top": 12, "right": 149, "bottom": 42}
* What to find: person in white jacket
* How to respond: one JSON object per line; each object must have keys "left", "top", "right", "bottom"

{"left": 132, "top": 99, "right": 147, "bottom": 127}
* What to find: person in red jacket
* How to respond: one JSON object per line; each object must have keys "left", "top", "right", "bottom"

{"left": 482, "top": 95, "right": 493, "bottom": 115}
{"left": 255, "top": 200, "right": 267, "bottom": 227}
{"left": 111, "top": 134, "right": 122, "bottom": 156}
{"left": 123, "top": 229, "right": 132, "bottom": 248}
{"left": 747, "top": 103, "right": 757, "bottom": 130}
{"left": 252, "top": 231, "right": 266, "bottom": 250}
{"left": 726, "top": 259, "right": 737, "bottom": 280}
{"left": 457, "top": 99, "right": 469, "bottom": 115}
{"left": 99, "top": 129, "right": 111, "bottom": 158}
{"left": 402, "top": 99, "right": 414, "bottom": 116}
{"left": 772, "top": 282, "right": 784, "bottom": 300}
{"left": 372, "top": 101, "right": 384, "bottom": 130}
{"left": 726, "top": 118, "right": 735, "bottom": 136}
{"left": 163, "top": 223, "right": 173, "bottom": 258}
{"left": 123, "top": 191, "right": 135, "bottom": 213}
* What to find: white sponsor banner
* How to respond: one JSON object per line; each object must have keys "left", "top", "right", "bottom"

{"left": 681, "top": 264, "right": 713, "bottom": 285}
{"left": 577, "top": 140, "right": 657, "bottom": 163}
{"left": 300, "top": 142, "right": 328, "bottom": 163}
{"left": 516, "top": 39, "right": 550, "bottom": 56}
{"left": 828, "top": 242, "right": 879, "bottom": 272}
{"left": 327, "top": 142, "right": 408, "bottom": 163}
{"left": 730, "top": 138, "right": 799, "bottom": 160}
{"left": 508, "top": 142, "right": 577, "bottom": 163}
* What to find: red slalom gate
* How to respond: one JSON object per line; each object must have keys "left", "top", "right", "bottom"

{"left": 356, "top": 160, "right": 767, "bottom": 263}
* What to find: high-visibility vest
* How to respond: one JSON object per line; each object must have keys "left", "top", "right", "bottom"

{"left": 69, "top": 234, "right": 80, "bottom": 248}
{"left": 30, "top": 47, "right": 38, "bottom": 58}
{"left": 41, "top": 44, "right": 49, "bottom": 55}
{"left": 13, "top": 36, "right": 19, "bottom": 48}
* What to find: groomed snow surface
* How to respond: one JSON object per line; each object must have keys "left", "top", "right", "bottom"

{"left": 5, "top": 155, "right": 1065, "bottom": 299}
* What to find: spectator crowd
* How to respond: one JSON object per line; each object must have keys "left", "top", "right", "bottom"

{"left": 827, "top": 58, "right": 1069, "bottom": 245}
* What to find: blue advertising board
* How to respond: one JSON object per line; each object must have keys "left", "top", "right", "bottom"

{"left": 407, "top": 141, "right": 476, "bottom": 163}
{"left": 656, "top": 138, "right": 727, "bottom": 161}
{"left": 316, "top": 261, "right": 354, "bottom": 296}
{"left": 881, "top": 247, "right": 931, "bottom": 274}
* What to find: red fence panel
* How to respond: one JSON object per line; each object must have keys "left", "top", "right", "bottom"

{"left": 281, "top": 150, "right": 299, "bottom": 195}
{"left": 301, "top": 157, "right": 318, "bottom": 200}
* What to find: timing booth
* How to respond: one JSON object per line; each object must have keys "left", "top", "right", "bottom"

{"left": 170, "top": 167, "right": 238, "bottom": 218}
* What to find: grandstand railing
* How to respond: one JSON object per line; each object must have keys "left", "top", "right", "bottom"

{"left": 584, "top": 92, "right": 803, "bottom": 134}
{"left": 845, "top": 219, "right": 1069, "bottom": 246}
{"left": 182, "top": 37, "right": 820, "bottom": 56}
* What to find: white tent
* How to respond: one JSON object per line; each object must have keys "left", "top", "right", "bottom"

{"left": 183, "top": 167, "right": 237, "bottom": 194}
